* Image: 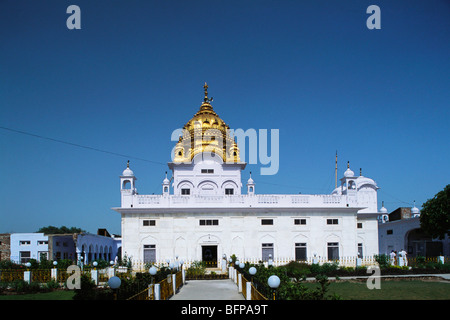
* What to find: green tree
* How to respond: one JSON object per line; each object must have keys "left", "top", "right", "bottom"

{"left": 37, "top": 225, "right": 85, "bottom": 234}
{"left": 420, "top": 184, "right": 450, "bottom": 239}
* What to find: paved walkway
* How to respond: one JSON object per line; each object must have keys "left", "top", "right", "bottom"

{"left": 171, "top": 279, "right": 245, "bottom": 300}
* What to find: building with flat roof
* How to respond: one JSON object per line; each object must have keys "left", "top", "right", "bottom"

{"left": 9, "top": 230, "right": 121, "bottom": 264}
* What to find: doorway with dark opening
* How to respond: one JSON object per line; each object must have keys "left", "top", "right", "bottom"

{"left": 202, "top": 245, "right": 218, "bottom": 268}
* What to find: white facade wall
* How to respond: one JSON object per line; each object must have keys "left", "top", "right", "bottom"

{"left": 378, "top": 218, "right": 420, "bottom": 255}
{"left": 170, "top": 156, "right": 244, "bottom": 196}
{"left": 119, "top": 209, "right": 378, "bottom": 264}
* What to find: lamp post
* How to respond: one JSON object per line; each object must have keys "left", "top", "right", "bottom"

{"left": 267, "top": 275, "right": 280, "bottom": 300}
{"left": 108, "top": 276, "right": 121, "bottom": 300}
{"left": 249, "top": 266, "right": 257, "bottom": 284}
{"left": 149, "top": 266, "right": 157, "bottom": 299}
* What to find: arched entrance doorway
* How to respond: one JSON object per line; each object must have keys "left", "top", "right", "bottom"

{"left": 197, "top": 234, "right": 220, "bottom": 268}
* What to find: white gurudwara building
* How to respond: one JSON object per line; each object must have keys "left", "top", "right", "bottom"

{"left": 113, "top": 84, "right": 380, "bottom": 267}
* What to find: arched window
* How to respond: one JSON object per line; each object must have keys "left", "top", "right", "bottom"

{"left": 122, "top": 180, "right": 131, "bottom": 189}
{"left": 348, "top": 180, "right": 356, "bottom": 190}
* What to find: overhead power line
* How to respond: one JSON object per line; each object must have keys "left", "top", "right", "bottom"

{"left": 0, "top": 125, "right": 166, "bottom": 166}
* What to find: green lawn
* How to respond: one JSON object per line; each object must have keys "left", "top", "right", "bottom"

{"left": 304, "top": 279, "right": 450, "bottom": 300}
{"left": 1, "top": 280, "right": 449, "bottom": 300}
{"left": 0, "top": 290, "right": 75, "bottom": 300}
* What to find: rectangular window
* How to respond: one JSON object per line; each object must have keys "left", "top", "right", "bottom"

{"left": 225, "top": 188, "right": 234, "bottom": 195}
{"left": 327, "top": 242, "right": 339, "bottom": 260}
{"left": 181, "top": 188, "right": 190, "bottom": 195}
{"left": 143, "top": 220, "right": 156, "bottom": 226}
{"left": 19, "top": 241, "right": 31, "bottom": 245}
{"left": 262, "top": 243, "right": 274, "bottom": 261}
{"left": 201, "top": 169, "right": 214, "bottom": 174}
{"left": 261, "top": 219, "right": 273, "bottom": 225}
{"left": 143, "top": 245, "right": 156, "bottom": 263}
{"left": 327, "top": 219, "right": 339, "bottom": 225}
{"left": 37, "top": 241, "right": 48, "bottom": 245}
{"left": 39, "top": 251, "right": 48, "bottom": 261}
{"left": 295, "top": 243, "right": 307, "bottom": 261}
{"left": 357, "top": 222, "right": 363, "bottom": 229}
{"left": 20, "top": 251, "right": 31, "bottom": 263}
{"left": 294, "top": 219, "right": 307, "bottom": 225}
{"left": 387, "top": 229, "right": 393, "bottom": 235}
{"left": 199, "top": 219, "right": 219, "bottom": 226}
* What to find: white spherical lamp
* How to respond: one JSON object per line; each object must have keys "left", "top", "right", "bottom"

{"left": 108, "top": 276, "right": 121, "bottom": 290}
{"left": 149, "top": 266, "right": 157, "bottom": 276}
{"left": 268, "top": 275, "right": 280, "bottom": 289}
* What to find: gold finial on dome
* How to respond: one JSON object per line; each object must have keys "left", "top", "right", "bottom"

{"left": 201, "top": 82, "right": 213, "bottom": 109}
{"left": 203, "top": 82, "right": 208, "bottom": 102}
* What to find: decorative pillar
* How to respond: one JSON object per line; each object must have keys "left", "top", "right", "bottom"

{"left": 246, "top": 282, "right": 252, "bottom": 300}
{"left": 172, "top": 274, "right": 176, "bottom": 295}
{"left": 155, "top": 283, "right": 161, "bottom": 300}
{"left": 238, "top": 273, "right": 242, "bottom": 292}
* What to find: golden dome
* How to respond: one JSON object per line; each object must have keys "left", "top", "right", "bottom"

{"left": 173, "top": 83, "right": 241, "bottom": 163}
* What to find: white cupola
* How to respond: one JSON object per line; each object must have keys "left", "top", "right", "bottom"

{"left": 340, "top": 161, "right": 357, "bottom": 206}
{"left": 120, "top": 160, "right": 137, "bottom": 208}
{"left": 120, "top": 160, "right": 137, "bottom": 194}
{"left": 378, "top": 201, "right": 389, "bottom": 223}
{"left": 162, "top": 171, "right": 170, "bottom": 195}
{"left": 247, "top": 171, "right": 255, "bottom": 195}
{"left": 379, "top": 201, "right": 388, "bottom": 213}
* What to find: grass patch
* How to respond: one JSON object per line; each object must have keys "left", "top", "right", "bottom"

{"left": 303, "top": 279, "right": 450, "bottom": 300}
{"left": 0, "top": 290, "right": 75, "bottom": 300}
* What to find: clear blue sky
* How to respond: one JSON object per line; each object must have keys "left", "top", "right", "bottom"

{"left": 1, "top": 0, "right": 449, "bottom": 235}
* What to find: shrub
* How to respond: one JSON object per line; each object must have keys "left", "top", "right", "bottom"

{"left": 45, "top": 280, "right": 61, "bottom": 290}
{"left": 284, "top": 261, "right": 311, "bottom": 279}
{"left": 0, "top": 259, "right": 22, "bottom": 269}
{"left": 186, "top": 261, "right": 206, "bottom": 278}
{"left": 56, "top": 259, "right": 75, "bottom": 270}
{"left": 10, "top": 280, "right": 41, "bottom": 294}
{"left": 72, "top": 274, "right": 97, "bottom": 300}
{"left": 374, "top": 254, "right": 390, "bottom": 269}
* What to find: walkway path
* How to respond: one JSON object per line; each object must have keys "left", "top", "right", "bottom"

{"left": 171, "top": 279, "right": 245, "bottom": 300}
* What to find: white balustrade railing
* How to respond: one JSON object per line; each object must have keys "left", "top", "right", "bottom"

{"left": 125, "top": 193, "right": 347, "bottom": 209}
